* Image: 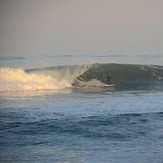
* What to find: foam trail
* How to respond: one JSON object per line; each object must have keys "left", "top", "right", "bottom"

{"left": 0, "top": 68, "right": 71, "bottom": 92}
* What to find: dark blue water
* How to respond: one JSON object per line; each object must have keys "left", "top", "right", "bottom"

{"left": 0, "top": 89, "right": 163, "bottom": 162}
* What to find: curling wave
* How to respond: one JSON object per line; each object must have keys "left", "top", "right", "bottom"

{"left": 1, "top": 63, "right": 163, "bottom": 92}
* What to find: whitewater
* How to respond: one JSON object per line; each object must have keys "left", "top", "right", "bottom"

{"left": 0, "top": 63, "right": 163, "bottom": 162}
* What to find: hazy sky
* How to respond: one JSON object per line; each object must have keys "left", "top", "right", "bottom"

{"left": 0, "top": 0, "right": 163, "bottom": 67}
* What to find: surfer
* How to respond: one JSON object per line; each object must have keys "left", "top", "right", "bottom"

{"left": 106, "top": 75, "right": 113, "bottom": 84}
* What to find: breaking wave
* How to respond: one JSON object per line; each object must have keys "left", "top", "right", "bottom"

{"left": 0, "top": 68, "right": 72, "bottom": 92}
{"left": 1, "top": 63, "right": 163, "bottom": 92}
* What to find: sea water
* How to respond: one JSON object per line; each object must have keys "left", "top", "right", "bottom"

{"left": 0, "top": 63, "right": 163, "bottom": 162}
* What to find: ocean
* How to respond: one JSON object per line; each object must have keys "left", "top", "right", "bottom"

{"left": 0, "top": 63, "right": 163, "bottom": 162}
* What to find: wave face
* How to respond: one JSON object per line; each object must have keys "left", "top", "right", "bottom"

{"left": 75, "top": 63, "right": 163, "bottom": 90}
{"left": 77, "top": 63, "right": 163, "bottom": 83}
{"left": 1, "top": 63, "right": 163, "bottom": 92}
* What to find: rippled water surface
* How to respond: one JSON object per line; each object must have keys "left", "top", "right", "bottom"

{"left": 0, "top": 89, "right": 163, "bottom": 162}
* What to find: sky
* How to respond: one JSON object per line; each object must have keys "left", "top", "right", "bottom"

{"left": 0, "top": 0, "right": 163, "bottom": 68}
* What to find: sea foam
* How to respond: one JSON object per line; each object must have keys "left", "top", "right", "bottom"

{"left": 0, "top": 68, "right": 72, "bottom": 92}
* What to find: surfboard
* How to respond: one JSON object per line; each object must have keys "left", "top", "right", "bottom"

{"left": 103, "top": 84, "right": 115, "bottom": 87}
